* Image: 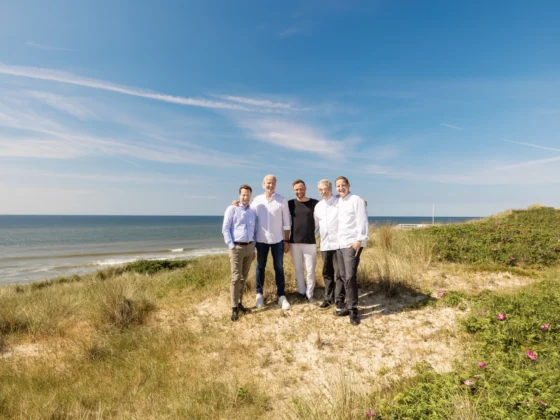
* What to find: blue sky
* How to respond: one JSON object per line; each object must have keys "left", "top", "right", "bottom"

{"left": 1, "top": 0, "right": 559, "bottom": 216}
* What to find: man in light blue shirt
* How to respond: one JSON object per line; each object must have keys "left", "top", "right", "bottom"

{"left": 222, "top": 184, "right": 257, "bottom": 321}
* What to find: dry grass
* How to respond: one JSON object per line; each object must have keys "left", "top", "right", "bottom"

{"left": 359, "top": 225, "right": 435, "bottom": 296}
{"left": 0, "top": 227, "right": 544, "bottom": 419}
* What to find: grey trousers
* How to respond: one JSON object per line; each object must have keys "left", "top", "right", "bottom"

{"left": 320, "top": 250, "right": 345, "bottom": 306}
{"left": 336, "top": 247, "right": 363, "bottom": 310}
{"left": 229, "top": 242, "right": 255, "bottom": 307}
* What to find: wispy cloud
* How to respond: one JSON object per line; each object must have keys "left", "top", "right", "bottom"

{"left": 0, "top": 103, "right": 252, "bottom": 167}
{"left": 502, "top": 139, "right": 560, "bottom": 153}
{"left": 278, "top": 26, "right": 306, "bottom": 37}
{"left": 27, "top": 91, "right": 96, "bottom": 119}
{"left": 217, "top": 95, "right": 295, "bottom": 110}
{"left": 440, "top": 123, "right": 462, "bottom": 130}
{"left": 498, "top": 156, "right": 560, "bottom": 170}
{"left": 0, "top": 63, "right": 281, "bottom": 113}
{"left": 237, "top": 118, "right": 353, "bottom": 158}
{"left": 25, "top": 41, "right": 74, "bottom": 52}
{"left": 0, "top": 167, "right": 202, "bottom": 185}
{"left": 0, "top": 137, "right": 84, "bottom": 159}
{"left": 364, "top": 164, "right": 389, "bottom": 175}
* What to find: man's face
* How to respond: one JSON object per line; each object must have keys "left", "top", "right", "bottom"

{"left": 318, "top": 183, "right": 332, "bottom": 200}
{"left": 335, "top": 179, "right": 350, "bottom": 198}
{"left": 263, "top": 176, "right": 276, "bottom": 194}
{"left": 239, "top": 188, "right": 252, "bottom": 206}
{"left": 293, "top": 182, "right": 307, "bottom": 200}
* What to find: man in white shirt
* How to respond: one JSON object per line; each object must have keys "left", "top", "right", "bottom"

{"left": 252, "top": 175, "right": 291, "bottom": 310}
{"left": 313, "top": 179, "right": 345, "bottom": 310}
{"left": 335, "top": 176, "right": 369, "bottom": 325}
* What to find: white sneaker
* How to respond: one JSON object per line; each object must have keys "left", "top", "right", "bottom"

{"left": 278, "top": 295, "right": 291, "bottom": 310}
{"left": 256, "top": 293, "right": 264, "bottom": 309}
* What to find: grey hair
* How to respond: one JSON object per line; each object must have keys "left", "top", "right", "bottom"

{"left": 263, "top": 174, "right": 277, "bottom": 183}
{"left": 317, "top": 179, "right": 332, "bottom": 189}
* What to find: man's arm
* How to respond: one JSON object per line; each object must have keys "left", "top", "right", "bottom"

{"left": 355, "top": 196, "right": 369, "bottom": 242}
{"left": 221, "top": 206, "right": 235, "bottom": 249}
{"left": 313, "top": 206, "right": 320, "bottom": 236}
{"left": 282, "top": 199, "right": 291, "bottom": 253}
{"left": 349, "top": 196, "right": 369, "bottom": 255}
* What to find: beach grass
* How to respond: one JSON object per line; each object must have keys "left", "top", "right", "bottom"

{"left": 0, "top": 207, "right": 558, "bottom": 418}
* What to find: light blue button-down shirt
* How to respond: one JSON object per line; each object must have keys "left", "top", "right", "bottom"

{"left": 222, "top": 203, "right": 257, "bottom": 249}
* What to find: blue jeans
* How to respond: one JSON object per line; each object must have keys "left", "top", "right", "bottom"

{"left": 255, "top": 241, "right": 285, "bottom": 297}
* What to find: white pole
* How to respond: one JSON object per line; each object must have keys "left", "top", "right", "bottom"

{"left": 432, "top": 204, "right": 435, "bottom": 225}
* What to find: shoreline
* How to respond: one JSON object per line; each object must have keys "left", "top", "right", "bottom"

{"left": 0, "top": 246, "right": 228, "bottom": 287}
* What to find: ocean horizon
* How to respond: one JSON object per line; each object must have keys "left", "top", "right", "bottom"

{"left": 0, "top": 215, "right": 478, "bottom": 285}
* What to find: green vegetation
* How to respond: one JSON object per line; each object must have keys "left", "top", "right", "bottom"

{"left": 1, "top": 207, "right": 559, "bottom": 419}
{"left": 376, "top": 274, "right": 560, "bottom": 419}
{"left": 414, "top": 206, "right": 560, "bottom": 268}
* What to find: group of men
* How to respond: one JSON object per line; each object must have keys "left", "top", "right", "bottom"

{"left": 221, "top": 174, "right": 369, "bottom": 325}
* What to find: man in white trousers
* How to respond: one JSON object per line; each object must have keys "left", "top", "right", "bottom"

{"left": 288, "top": 179, "right": 319, "bottom": 303}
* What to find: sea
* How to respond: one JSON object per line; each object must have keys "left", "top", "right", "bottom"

{"left": 0, "top": 215, "right": 476, "bottom": 285}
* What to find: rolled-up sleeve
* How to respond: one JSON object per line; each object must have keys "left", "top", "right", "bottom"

{"left": 355, "top": 198, "right": 369, "bottom": 242}
{"left": 282, "top": 199, "right": 291, "bottom": 231}
{"left": 222, "top": 206, "right": 235, "bottom": 249}
{"left": 313, "top": 207, "right": 320, "bottom": 235}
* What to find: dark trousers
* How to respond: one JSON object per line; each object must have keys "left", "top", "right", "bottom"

{"left": 255, "top": 241, "right": 285, "bottom": 297}
{"left": 336, "top": 247, "right": 363, "bottom": 310}
{"left": 320, "top": 250, "right": 345, "bottom": 307}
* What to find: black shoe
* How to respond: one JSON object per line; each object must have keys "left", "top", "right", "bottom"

{"left": 319, "top": 301, "right": 331, "bottom": 309}
{"left": 350, "top": 309, "right": 360, "bottom": 325}
{"left": 297, "top": 293, "right": 307, "bottom": 300}
{"left": 335, "top": 308, "right": 350, "bottom": 317}
{"left": 237, "top": 303, "right": 251, "bottom": 314}
{"left": 231, "top": 307, "right": 239, "bottom": 321}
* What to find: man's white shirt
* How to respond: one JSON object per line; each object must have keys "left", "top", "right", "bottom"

{"left": 251, "top": 192, "right": 291, "bottom": 244}
{"left": 336, "top": 192, "right": 369, "bottom": 248}
{"left": 314, "top": 195, "right": 340, "bottom": 251}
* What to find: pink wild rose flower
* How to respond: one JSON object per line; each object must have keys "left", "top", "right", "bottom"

{"left": 478, "top": 362, "right": 487, "bottom": 368}
{"left": 497, "top": 313, "right": 506, "bottom": 320}
{"left": 541, "top": 324, "right": 550, "bottom": 331}
{"left": 463, "top": 380, "right": 475, "bottom": 386}
{"left": 526, "top": 350, "right": 537, "bottom": 360}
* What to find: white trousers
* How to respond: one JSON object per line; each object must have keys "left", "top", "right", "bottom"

{"left": 290, "top": 243, "right": 317, "bottom": 299}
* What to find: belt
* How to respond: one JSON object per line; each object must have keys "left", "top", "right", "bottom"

{"left": 234, "top": 241, "right": 253, "bottom": 245}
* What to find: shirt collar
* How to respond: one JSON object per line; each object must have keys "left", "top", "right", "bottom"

{"left": 341, "top": 192, "right": 353, "bottom": 201}
{"left": 238, "top": 203, "right": 250, "bottom": 210}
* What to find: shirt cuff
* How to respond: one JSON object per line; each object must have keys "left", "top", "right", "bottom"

{"left": 283, "top": 226, "right": 291, "bottom": 230}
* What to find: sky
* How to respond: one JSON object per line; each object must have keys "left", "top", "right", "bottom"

{"left": 1, "top": 0, "right": 559, "bottom": 216}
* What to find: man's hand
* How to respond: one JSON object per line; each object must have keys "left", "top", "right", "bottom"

{"left": 284, "top": 242, "right": 290, "bottom": 254}
{"left": 351, "top": 241, "right": 361, "bottom": 256}
{"left": 232, "top": 199, "right": 240, "bottom": 206}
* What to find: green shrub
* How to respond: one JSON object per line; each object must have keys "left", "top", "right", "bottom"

{"left": 380, "top": 276, "right": 560, "bottom": 418}
{"left": 414, "top": 207, "right": 560, "bottom": 267}
{"left": 124, "top": 259, "right": 191, "bottom": 275}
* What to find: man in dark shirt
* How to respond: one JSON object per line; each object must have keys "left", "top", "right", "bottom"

{"left": 288, "top": 179, "right": 319, "bottom": 302}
